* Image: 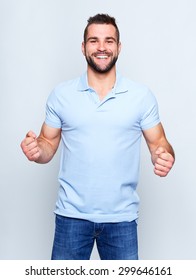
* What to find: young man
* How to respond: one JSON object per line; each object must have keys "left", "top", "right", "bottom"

{"left": 21, "top": 14, "right": 175, "bottom": 260}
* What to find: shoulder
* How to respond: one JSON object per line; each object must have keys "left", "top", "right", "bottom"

{"left": 122, "top": 76, "right": 150, "bottom": 93}
{"left": 47, "top": 76, "right": 81, "bottom": 103}
{"left": 118, "top": 76, "right": 156, "bottom": 100}
{"left": 53, "top": 77, "right": 80, "bottom": 95}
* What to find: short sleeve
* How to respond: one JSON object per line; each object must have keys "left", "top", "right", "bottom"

{"left": 140, "top": 90, "right": 160, "bottom": 130}
{"left": 45, "top": 90, "right": 62, "bottom": 128}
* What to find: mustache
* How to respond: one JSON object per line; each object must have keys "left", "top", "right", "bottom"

{"left": 92, "top": 51, "right": 112, "bottom": 57}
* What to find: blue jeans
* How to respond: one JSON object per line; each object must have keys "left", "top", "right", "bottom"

{"left": 51, "top": 214, "right": 138, "bottom": 260}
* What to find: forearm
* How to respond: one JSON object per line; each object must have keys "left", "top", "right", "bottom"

{"left": 35, "top": 136, "right": 57, "bottom": 164}
{"left": 21, "top": 125, "right": 61, "bottom": 163}
{"left": 143, "top": 123, "right": 175, "bottom": 177}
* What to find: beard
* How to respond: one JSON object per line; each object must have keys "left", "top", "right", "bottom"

{"left": 85, "top": 51, "right": 118, "bottom": 74}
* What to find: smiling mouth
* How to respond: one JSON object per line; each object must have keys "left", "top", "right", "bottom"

{"left": 96, "top": 55, "right": 108, "bottom": 59}
{"left": 93, "top": 52, "right": 111, "bottom": 59}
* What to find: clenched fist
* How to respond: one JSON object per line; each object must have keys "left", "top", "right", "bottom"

{"left": 153, "top": 147, "right": 175, "bottom": 177}
{"left": 20, "top": 131, "right": 40, "bottom": 161}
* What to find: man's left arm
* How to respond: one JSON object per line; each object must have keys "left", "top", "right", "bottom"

{"left": 143, "top": 123, "right": 175, "bottom": 177}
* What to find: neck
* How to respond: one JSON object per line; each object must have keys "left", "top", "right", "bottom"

{"left": 87, "top": 67, "right": 116, "bottom": 100}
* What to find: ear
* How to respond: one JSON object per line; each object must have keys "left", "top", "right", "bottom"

{"left": 81, "top": 42, "right": 85, "bottom": 56}
{"left": 118, "top": 42, "right": 122, "bottom": 55}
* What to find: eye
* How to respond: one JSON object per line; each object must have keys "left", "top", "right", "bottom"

{"left": 89, "top": 39, "right": 97, "bottom": 44}
{"left": 106, "top": 40, "right": 114, "bottom": 44}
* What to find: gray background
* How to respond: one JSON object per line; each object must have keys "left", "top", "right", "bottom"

{"left": 0, "top": 0, "right": 195, "bottom": 259}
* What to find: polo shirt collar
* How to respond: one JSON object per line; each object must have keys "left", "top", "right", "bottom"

{"left": 77, "top": 72, "right": 128, "bottom": 95}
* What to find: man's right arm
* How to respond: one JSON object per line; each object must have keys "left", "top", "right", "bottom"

{"left": 20, "top": 123, "right": 61, "bottom": 164}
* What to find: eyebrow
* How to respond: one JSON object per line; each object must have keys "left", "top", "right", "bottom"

{"left": 86, "top": 36, "right": 117, "bottom": 42}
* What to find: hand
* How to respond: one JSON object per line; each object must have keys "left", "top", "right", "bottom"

{"left": 20, "top": 131, "right": 40, "bottom": 161}
{"left": 153, "top": 147, "right": 175, "bottom": 177}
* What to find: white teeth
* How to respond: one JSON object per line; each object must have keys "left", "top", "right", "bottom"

{"left": 97, "top": 55, "right": 108, "bottom": 59}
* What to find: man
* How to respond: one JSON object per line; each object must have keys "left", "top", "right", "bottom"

{"left": 21, "top": 14, "right": 175, "bottom": 260}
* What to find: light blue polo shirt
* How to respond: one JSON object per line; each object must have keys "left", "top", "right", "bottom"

{"left": 45, "top": 72, "right": 160, "bottom": 223}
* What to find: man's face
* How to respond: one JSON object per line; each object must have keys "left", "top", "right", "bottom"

{"left": 82, "top": 24, "right": 121, "bottom": 73}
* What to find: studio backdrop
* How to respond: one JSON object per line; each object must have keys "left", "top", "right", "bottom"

{"left": 0, "top": 0, "right": 196, "bottom": 259}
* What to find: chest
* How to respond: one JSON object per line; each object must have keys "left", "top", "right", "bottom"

{"left": 57, "top": 91, "right": 143, "bottom": 132}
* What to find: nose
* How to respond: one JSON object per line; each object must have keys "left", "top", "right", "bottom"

{"left": 97, "top": 41, "right": 106, "bottom": 51}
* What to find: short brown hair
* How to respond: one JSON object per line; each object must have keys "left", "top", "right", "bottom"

{"left": 83, "top": 14, "right": 120, "bottom": 43}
